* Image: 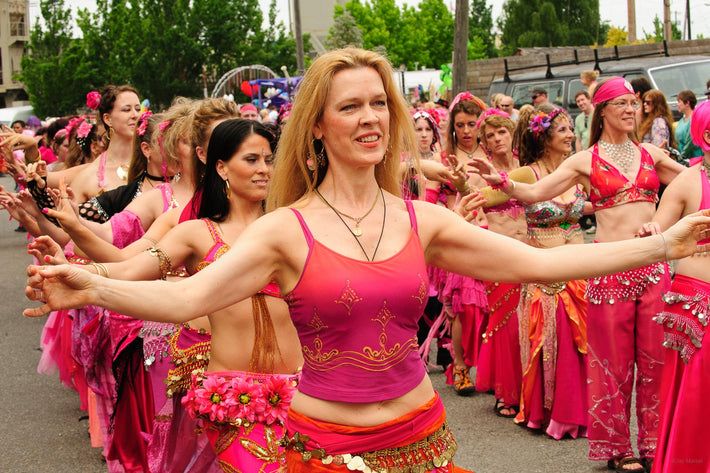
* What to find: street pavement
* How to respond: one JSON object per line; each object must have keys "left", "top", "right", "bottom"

{"left": 0, "top": 175, "right": 615, "bottom": 473}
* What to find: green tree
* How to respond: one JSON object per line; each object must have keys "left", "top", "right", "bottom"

{"left": 469, "top": 0, "right": 495, "bottom": 58}
{"left": 19, "top": 0, "right": 91, "bottom": 116}
{"left": 499, "top": 0, "right": 603, "bottom": 55}
{"left": 327, "top": 10, "right": 364, "bottom": 49}
{"left": 603, "top": 25, "right": 629, "bottom": 47}
{"left": 22, "top": 0, "right": 304, "bottom": 113}
{"left": 642, "top": 15, "right": 682, "bottom": 42}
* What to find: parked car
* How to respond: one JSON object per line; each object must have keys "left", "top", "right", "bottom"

{"left": 488, "top": 54, "right": 710, "bottom": 119}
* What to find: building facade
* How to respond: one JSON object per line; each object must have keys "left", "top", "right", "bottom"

{"left": 0, "top": 0, "right": 29, "bottom": 107}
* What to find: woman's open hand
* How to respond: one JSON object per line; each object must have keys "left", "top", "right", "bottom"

{"left": 662, "top": 209, "right": 710, "bottom": 260}
{"left": 24, "top": 264, "right": 96, "bottom": 317}
{"left": 468, "top": 155, "right": 502, "bottom": 185}
{"left": 28, "top": 235, "right": 69, "bottom": 266}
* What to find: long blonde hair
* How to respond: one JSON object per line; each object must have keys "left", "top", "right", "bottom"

{"left": 266, "top": 48, "right": 417, "bottom": 210}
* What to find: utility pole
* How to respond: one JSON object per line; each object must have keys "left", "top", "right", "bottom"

{"left": 452, "top": 0, "right": 469, "bottom": 96}
{"left": 293, "top": 0, "right": 305, "bottom": 75}
{"left": 663, "top": 0, "right": 672, "bottom": 41}
{"left": 627, "top": 0, "right": 636, "bottom": 43}
{"left": 685, "top": 0, "right": 691, "bottom": 40}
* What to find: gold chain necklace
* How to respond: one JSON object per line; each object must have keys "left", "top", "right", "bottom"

{"left": 314, "top": 188, "right": 380, "bottom": 237}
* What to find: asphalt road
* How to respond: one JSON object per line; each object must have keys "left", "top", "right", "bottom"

{"left": 0, "top": 174, "right": 614, "bottom": 473}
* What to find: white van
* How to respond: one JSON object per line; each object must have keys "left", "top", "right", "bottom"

{"left": 0, "top": 105, "right": 35, "bottom": 126}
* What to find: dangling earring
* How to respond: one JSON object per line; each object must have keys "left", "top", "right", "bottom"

{"left": 307, "top": 138, "right": 325, "bottom": 171}
{"left": 107, "top": 126, "right": 114, "bottom": 143}
{"left": 224, "top": 179, "right": 231, "bottom": 200}
{"left": 383, "top": 134, "right": 392, "bottom": 163}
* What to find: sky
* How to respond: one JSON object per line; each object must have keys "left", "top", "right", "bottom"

{"left": 30, "top": 0, "right": 710, "bottom": 42}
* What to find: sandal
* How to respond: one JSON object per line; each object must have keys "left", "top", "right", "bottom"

{"left": 606, "top": 457, "right": 646, "bottom": 473}
{"left": 494, "top": 399, "right": 518, "bottom": 418}
{"left": 452, "top": 366, "right": 476, "bottom": 396}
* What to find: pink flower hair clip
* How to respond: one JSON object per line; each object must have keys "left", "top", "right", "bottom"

{"left": 136, "top": 111, "right": 152, "bottom": 136}
{"left": 86, "top": 91, "right": 101, "bottom": 111}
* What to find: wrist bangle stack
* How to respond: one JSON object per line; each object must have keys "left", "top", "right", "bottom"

{"left": 146, "top": 246, "right": 172, "bottom": 280}
{"left": 90, "top": 262, "right": 109, "bottom": 278}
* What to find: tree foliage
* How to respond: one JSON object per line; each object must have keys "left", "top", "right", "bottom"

{"left": 327, "top": 10, "right": 363, "bottom": 49}
{"left": 331, "top": 0, "right": 457, "bottom": 70}
{"left": 21, "top": 0, "right": 303, "bottom": 114}
{"left": 469, "top": 0, "right": 496, "bottom": 59}
{"left": 642, "top": 15, "right": 682, "bottom": 42}
{"left": 498, "top": 0, "right": 604, "bottom": 56}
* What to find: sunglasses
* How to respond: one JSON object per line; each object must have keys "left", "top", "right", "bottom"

{"left": 531, "top": 95, "right": 540, "bottom": 100}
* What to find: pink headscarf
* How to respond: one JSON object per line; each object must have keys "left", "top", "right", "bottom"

{"left": 691, "top": 100, "right": 710, "bottom": 152}
{"left": 240, "top": 104, "right": 257, "bottom": 113}
{"left": 592, "top": 77, "right": 635, "bottom": 105}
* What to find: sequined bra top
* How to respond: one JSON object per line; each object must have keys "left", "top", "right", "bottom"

{"left": 285, "top": 201, "right": 429, "bottom": 403}
{"left": 190, "top": 219, "right": 280, "bottom": 296}
{"left": 525, "top": 167, "right": 586, "bottom": 228}
{"left": 589, "top": 142, "right": 659, "bottom": 210}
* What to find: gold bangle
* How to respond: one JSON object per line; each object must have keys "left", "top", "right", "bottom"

{"left": 89, "top": 262, "right": 109, "bottom": 278}
{"left": 141, "top": 236, "right": 159, "bottom": 246}
{"left": 146, "top": 246, "right": 172, "bottom": 280}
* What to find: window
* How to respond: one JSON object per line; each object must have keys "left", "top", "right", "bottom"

{"left": 511, "top": 81, "right": 564, "bottom": 107}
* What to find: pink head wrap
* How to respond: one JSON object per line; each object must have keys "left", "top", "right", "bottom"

{"left": 475, "top": 108, "right": 510, "bottom": 129}
{"left": 240, "top": 104, "right": 257, "bottom": 113}
{"left": 691, "top": 100, "right": 710, "bottom": 152}
{"left": 449, "top": 91, "right": 487, "bottom": 114}
{"left": 592, "top": 77, "right": 635, "bottom": 105}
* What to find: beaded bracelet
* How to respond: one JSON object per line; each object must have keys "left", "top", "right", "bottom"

{"left": 490, "top": 172, "right": 509, "bottom": 191}
{"left": 146, "top": 246, "right": 172, "bottom": 280}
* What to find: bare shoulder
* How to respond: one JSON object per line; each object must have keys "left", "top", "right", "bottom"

{"left": 410, "top": 200, "right": 460, "bottom": 245}
{"left": 638, "top": 142, "right": 666, "bottom": 161}
{"left": 566, "top": 149, "right": 593, "bottom": 170}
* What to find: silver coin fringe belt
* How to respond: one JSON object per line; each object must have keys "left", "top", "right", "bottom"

{"left": 586, "top": 262, "right": 666, "bottom": 305}
{"left": 653, "top": 275, "right": 710, "bottom": 363}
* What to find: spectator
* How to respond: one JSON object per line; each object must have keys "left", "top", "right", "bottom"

{"left": 580, "top": 70, "right": 599, "bottom": 97}
{"left": 239, "top": 104, "right": 260, "bottom": 121}
{"left": 631, "top": 77, "right": 653, "bottom": 123}
{"left": 574, "top": 90, "right": 594, "bottom": 151}
{"left": 497, "top": 95, "right": 519, "bottom": 122}
{"left": 11, "top": 120, "right": 26, "bottom": 134}
{"left": 639, "top": 89, "right": 676, "bottom": 150}
{"left": 530, "top": 87, "right": 557, "bottom": 108}
{"left": 675, "top": 89, "right": 703, "bottom": 162}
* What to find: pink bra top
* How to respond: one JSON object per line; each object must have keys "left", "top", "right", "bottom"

{"left": 191, "top": 219, "right": 280, "bottom": 296}
{"left": 285, "top": 201, "right": 428, "bottom": 403}
{"left": 698, "top": 165, "right": 710, "bottom": 246}
{"left": 589, "top": 143, "right": 659, "bottom": 210}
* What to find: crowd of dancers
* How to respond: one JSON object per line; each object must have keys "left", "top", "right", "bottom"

{"left": 1, "top": 48, "right": 709, "bottom": 473}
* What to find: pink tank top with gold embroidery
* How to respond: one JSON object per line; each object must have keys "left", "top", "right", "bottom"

{"left": 285, "top": 201, "right": 429, "bottom": 402}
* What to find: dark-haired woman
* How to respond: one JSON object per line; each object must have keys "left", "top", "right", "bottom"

{"left": 32, "top": 119, "right": 301, "bottom": 472}
{"left": 510, "top": 107, "right": 589, "bottom": 439}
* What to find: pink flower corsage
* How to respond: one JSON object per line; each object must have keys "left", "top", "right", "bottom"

{"left": 76, "top": 121, "right": 93, "bottom": 139}
{"left": 262, "top": 376, "right": 295, "bottom": 425}
{"left": 490, "top": 171, "right": 509, "bottom": 190}
{"left": 86, "top": 91, "right": 101, "bottom": 110}
{"left": 183, "top": 374, "right": 237, "bottom": 422}
{"left": 136, "top": 111, "right": 152, "bottom": 136}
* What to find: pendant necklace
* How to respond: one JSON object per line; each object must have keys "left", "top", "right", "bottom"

{"left": 315, "top": 187, "right": 386, "bottom": 262}
{"left": 457, "top": 144, "right": 478, "bottom": 159}
{"left": 599, "top": 139, "right": 636, "bottom": 174}
{"left": 117, "top": 164, "right": 129, "bottom": 181}
{"left": 315, "top": 187, "right": 380, "bottom": 237}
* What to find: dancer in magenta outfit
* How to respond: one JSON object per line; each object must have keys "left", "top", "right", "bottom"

{"left": 24, "top": 50, "right": 710, "bottom": 473}
{"left": 470, "top": 77, "right": 687, "bottom": 472}
{"left": 644, "top": 100, "right": 710, "bottom": 473}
